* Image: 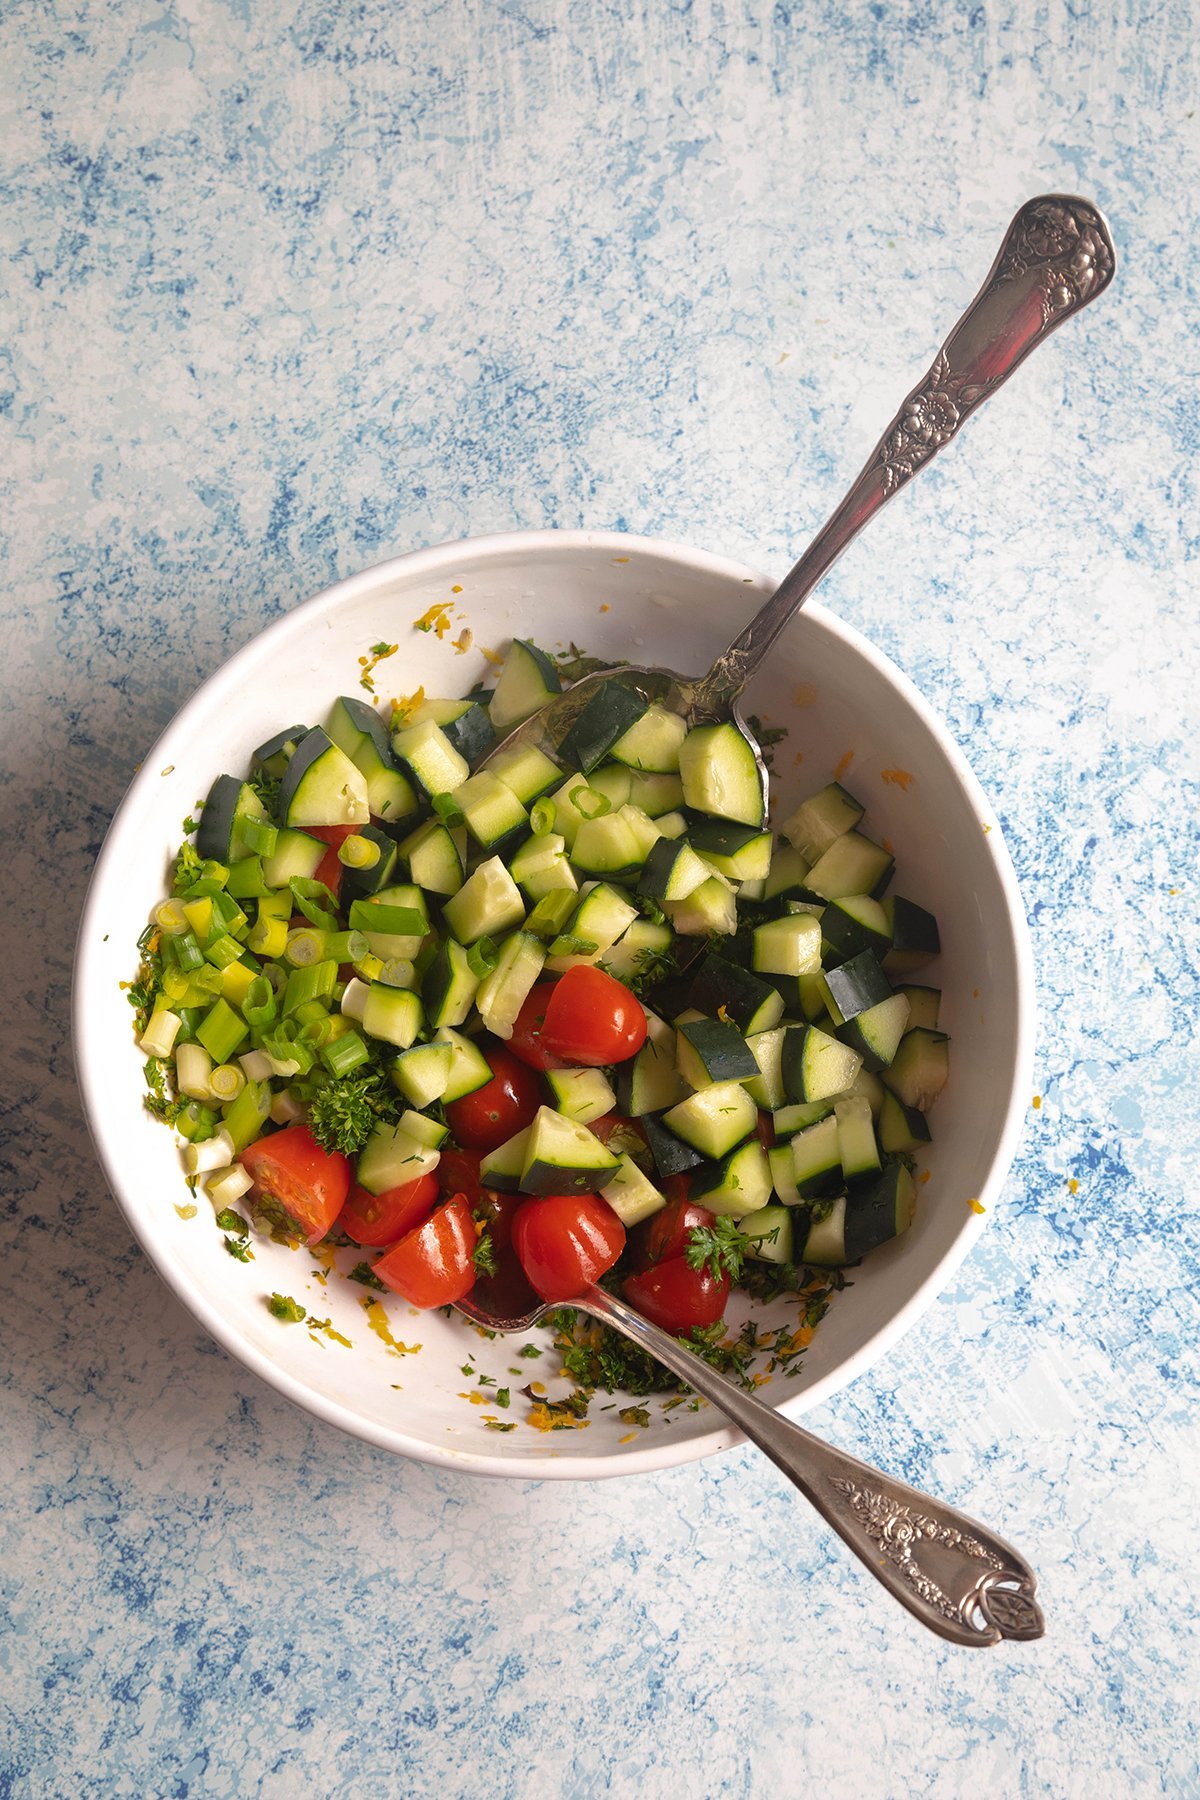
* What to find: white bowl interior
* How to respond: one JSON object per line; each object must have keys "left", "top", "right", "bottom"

{"left": 75, "top": 532, "right": 1032, "bottom": 1478}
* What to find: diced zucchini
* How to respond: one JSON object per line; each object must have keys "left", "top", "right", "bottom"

{"left": 357, "top": 1121, "right": 441, "bottom": 1195}
{"left": 678, "top": 720, "right": 764, "bottom": 826}
{"left": 441, "top": 857, "right": 525, "bottom": 943}
{"left": 641, "top": 1112, "right": 706, "bottom": 1178}
{"left": 557, "top": 682, "right": 648, "bottom": 774}
{"left": 614, "top": 1011, "right": 689, "bottom": 1116}
{"left": 781, "top": 1024, "right": 863, "bottom": 1104}
{"left": 626, "top": 771, "right": 686, "bottom": 816}
{"left": 834, "top": 1093, "right": 882, "bottom": 1186}
{"left": 196, "top": 776, "right": 269, "bottom": 863}
{"left": 487, "top": 741, "right": 562, "bottom": 804}
{"left": 763, "top": 843, "right": 813, "bottom": 902}
{"left": 519, "top": 1107, "right": 622, "bottom": 1195}
{"left": 390, "top": 718, "right": 470, "bottom": 798}
{"left": 745, "top": 1027, "right": 787, "bottom": 1110}
{"left": 523, "top": 890, "right": 579, "bottom": 941}
{"left": 397, "top": 818, "right": 465, "bottom": 897}
{"left": 772, "top": 1099, "right": 834, "bottom": 1139}
{"left": 662, "top": 1081, "right": 757, "bottom": 1160}
{"left": 882, "top": 897, "right": 941, "bottom": 974}
{"left": 651, "top": 808, "right": 688, "bottom": 838}
{"left": 821, "top": 894, "right": 892, "bottom": 966}
{"left": 488, "top": 639, "right": 562, "bottom": 734}
{"left": 664, "top": 876, "right": 738, "bottom": 937}
{"left": 587, "top": 764, "right": 632, "bottom": 810}
{"left": 735, "top": 1202, "right": 794, "bottom": 1263}
{"left": 798, "top": 1195, "right": 847, "bottom": 1267}
{"left": 412, "top": 696, "right": 495, "bottom": 766}
{"left": 637, "top": 837, "right": 711, "bottom": 903}
{"left": 609, "top": 703, "right": 688, "bottom": 772}
{"left": 453, "top": 771, "right": 528, "bottom": 849}
{"left": 676, "top": 1017, "right": 759, "bottom": 1089}
{"left": 767, "top": 1142, "right": 802, "bottom": 1206}
{"left": 434, "top": 1026, "right": 495, "bottom": 1101}
{"left": 882, "top": 1029, "right": 950, "bottom": 1110}
{"left": 614, "top": 803, "right": 661, "bottom": 863}
{"left": 546, "top": 883, "right": 638, "bottom": 970}
{"left": 846, "top": 1065, "right": 886, "bottom": 1118}
{"left": 475, "top": 932, "right": 546, "bottom": 1038}
{"left": 338, "top": 826, "right": 400, "bottom": 909}
{"left": 598, "top": 917, "right": 673, "bottom": 985}
{"left": 480, "top": 1126, "right": 531, "bottom": 1191}
{"left": 361, "top": 983, "right": 423, "bottom": 1049}
{"left": 390, "top": 1041, "right": 454, "bottom": 1109}
{"left": 789, "top": 1114, "right": 843, "bottom": 1199}
{"left": 752, "top": 914, "right": 823, "bottom": 979}
{"left": 544, "top": 1065, "right": 617, "bottom": 1125}
{"left": 327, "top": 696, "right": 421, "bottom": 827}
{"left": 837, "top": 992, "right": 911, "bottom": 1071}
{"left": 805, "top": 831, "right": 894, "bottom": 902}
{"left": 422, "top": 938, "right": 481, "bottom": 1029}
{"left": 398, "top": 1107, "right": 448, "bottom": 1150}
{"left": 572, "top": 810, "right": 646, "bottom": 877}
{"left": 802, "top": 1164, "right": 916, "bottom": 1265}
{"left": 690, "top": 953, "right": 785, "bottom": 1036}
{"left": 509, "top": 831, "right": 578, "bottom": 901}
{"left": 279, "top": 727, "right": 370, "bottom": 829}
{"left": 782, "top": 782, "right": 865, "bottom": 863}
{"left": 690, "top": 1138, "right": 772, "bottom": 1218}
{"left": 252, "top": 725, "right": 307, "bottom": 780}
{"left": 818, "top": 951, "right": 893, "bottom": 1026}
{"left": 878, "top": 1088, "right": 932, "bottom": 1155}
{"left": 688, "top": 819, "right": 773, "bottom": 882}
{"left": 600, "top": 1154, "right": 666, "bottom": 1227}
{"left": 261, "top": 827, "right": 325, "bottom": 889}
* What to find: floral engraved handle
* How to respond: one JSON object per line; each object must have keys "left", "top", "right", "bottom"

{"left": 582, "top": 1287, "right": 1046, "bottom": 1648}
{"left": 695, "top": 194, "right": 1115, "bottom": 717}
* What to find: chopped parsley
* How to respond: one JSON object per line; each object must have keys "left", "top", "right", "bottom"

{"left": 550, "top": 642, "right": 611, "bottom": 683}
{"left": 744, "top": 713, "right": 788, "bottom": 771}
{"left": 348, "top": 1261, "right": 386, "bottom": 1292}
{"left": 471, "top": 1229, "right": 498, "bottom": 1279}
{"left": 494, "top": 1387, "right": 511, "bottom": 1409}
{"left": 304, "top": 1064, "right": 400, "bottom": 1155}
{"left": 143, "top": 1057, "right": 184, "bottom": 1126}
{"left": 685, "top": 1215, "right": 759, "bottom": 1284}
{"left": 223, "top": 1235, "right": 253, "bottom": 1263}
{"left": 215, "top": 1209, "right": 249, "bottom": 1237}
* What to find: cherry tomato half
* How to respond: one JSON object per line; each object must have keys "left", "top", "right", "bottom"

{"left": 506, "top": 981, "right": 567, "bottom": 1071}
{"left": 623, "top": 1256, "right": 730, "bottom": 1333}
{"left": 374, "top": 1194, "right": 478, "bottom": 1308}
{"left": 636, "top": 1197, "right": 718, "bottom": 1271}
{"left": 540, "top": 965, "right": 648, "bottom": 1066}
{"left": 511, "top": 1193, "right": 626, "bottom": 1303}
{"left": 239, "top": 1125, "right": 352, "bottom": 1246}
{"left": 437, "top": 1147, "right": 486, "bottom": 1205}
{"left": 337, "top": 1173, "right": 439, "bottom": 1247}
{"left": 444, "top": 1042, "right": 542, "bottom": 1152}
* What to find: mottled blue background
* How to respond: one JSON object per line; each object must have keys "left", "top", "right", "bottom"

{"left": 3, "top": 2, "right": 1198, "bottom": 1795}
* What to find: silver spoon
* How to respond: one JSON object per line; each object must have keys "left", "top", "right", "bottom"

{"left": 486, "top": 193, "right": 1115, "bottom": 810}
{"left": 456, "top": 1277, "right": 1043, "bottom": 1646}
{"left": 459, "top": 197, "right": 1117, "bottom": 1643}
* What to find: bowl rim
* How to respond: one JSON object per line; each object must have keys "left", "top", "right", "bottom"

{"left": 73, "top": 527, "right": 1035, "bottom": 1481}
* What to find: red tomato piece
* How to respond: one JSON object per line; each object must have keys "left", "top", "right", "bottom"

{"left": 470, "top": 1188, "right": 525, "bottom": 1254}
{"left": 506, "top": 981, "right": 567, "bottom": 1071}
{"left": 308, "top": 824, "right": 356, "bottom": 898}
{"left": 374, "top": 1195, "right": 478, "bottom": 1308}
{"left": 337, "top": 1174, "right": 439, "bottom": 1248}
{"left": 636, "top": 1197, "right": 718, "bottom": 1270}
{"left": 623, "top": 1257, "right": 730, "bottom": 1333}
{"left": 239, "top": 1125, "right": 352, "bottom": 1246}
{"left": 436, "top": 1147, "right": 486, "bottom": 1205}
{"left": 444, "top": 1043, "right": 542, "bottom": 1151}
{"left": 540, "top": 965, "right": 647, "bottom": 1065}
{"left": 511, "top": 1193, "right": 626, "bottom": 1303}
{"left": 754, "top": 1109, "right": 776, "bottom": 1150}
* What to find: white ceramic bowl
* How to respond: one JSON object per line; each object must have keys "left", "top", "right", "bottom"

{"left": 74, "top": 530, "right": 1033, "bottom": 1479}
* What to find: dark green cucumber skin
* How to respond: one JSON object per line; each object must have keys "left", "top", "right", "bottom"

{"left": 421, "top": 940, "right": 476, "bottom": 1024}
{"left": 335, "top": 694, "right": 395, "bottom": 761}
{"left": 820, "top": 900, "right": 891, "bottom": 967}
{"left": 520, "top": 1158, "right": 621, "bottom": 1197}
{"left": 442, "top": 701, "right": 495, "bottom": 768}
{"left": 278, "top": 727, "right": 342, "bottom": 820}
{"left": 887, "top": 896, "right": 940, "bottom": 957}
{"left": 636, "top": 836, "right": 693, "bottom": 902}
{"left": 823, "top": 951, "right": 892, "bottom": 1021}
{"left": 339, "top": 826, "right": 400, "bottom": 907}
{"left": 689, "top": 952, "right": 779, "bottom": 1033}
{"left": 252, "top": 725, "right": 308, "bottom": 777}
{"left": 684, "top": 818, "right": 768, "bottom": 856}
{"left": 195, "top": 775, "right": 244, "bottom": 861}
{"left": 641, "top": 1113, "right": 706, "bottom": 1179}
{"left": 677, "top": 1017, "right": 760, "bottom": 1082}
{"left": 843, "top": 1164, "right": 912, "bottom": 1261}
{"left": 557, "top": 684, "right": 647, "bottom": 775}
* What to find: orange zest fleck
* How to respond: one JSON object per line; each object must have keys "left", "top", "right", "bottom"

{"left": 967, "top": 1197, "right": 986, "bottom": 1215}
{"left": 881, "top": 768, "right": 914, "bottom": 791}
{"left": 390, "top": 686, "right": 426, "bottom": 729}
{"left": 527, "top": 1402, "right": 589, "bottom": 1432}
{"left": 599, "top": 603, "right": 610, "bottom": 613}
{"left": 833, "top": 750, "right": 854, "bottom": 780}
{"left": 613, "top": 556, "right": 630, "bottom": 564}
{"left": 792, "top": 683, "right": 818, "bottom": 707}
{"left": 479, "top": 644, "right": 504, "bottom": 667}
{"left": 362, "top": 1298, "right": 421, "bottom": 1357}
{"left": 918, "top": 1168, "right": 932, "bottom": 1184}
{"left": 451, "top": 584, "right": 463, "bottom": 593}
{"left": 619, "top": 1431, "right": 639, "bottom": 1445}
{"left": 412, "top": 601, "right": 454, "bottom": 639}
{"left": 1068, "top": 1178, "right": 1080, "bottom": 1195}
{"left": 359, "top": 640, "right": 399, "bottom": 693}
{"left": 1032, "top": 1095, "right": 1042, "bottom": 1110}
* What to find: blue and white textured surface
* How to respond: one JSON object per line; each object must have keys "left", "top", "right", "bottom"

{"left": 3, "top": 3, "right": 1198, "bottom": 1794}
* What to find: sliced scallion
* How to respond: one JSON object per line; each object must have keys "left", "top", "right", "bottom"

{"left": 338, "top": 834, "right": 380, "bottom": 869}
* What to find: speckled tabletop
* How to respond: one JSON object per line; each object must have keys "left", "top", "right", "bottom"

{"left": 3, "top": 3, "right": 1198, "bottom": 1795}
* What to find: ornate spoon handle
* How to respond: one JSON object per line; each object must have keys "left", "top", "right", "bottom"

{"left": 694, "top": 193, "right": 1115, "bottom": 716}
{"left": 582, "top": 1286, "right": 1045, "bottom": 1647}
